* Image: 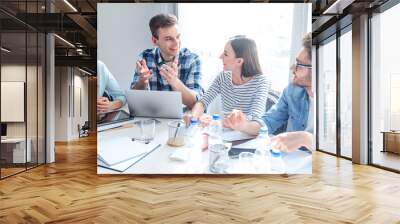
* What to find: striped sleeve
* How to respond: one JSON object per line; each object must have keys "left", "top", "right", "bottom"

{"left": 199, "top": 72, "right": 223, "bottom": 109}
{"left": 248, "top": 75, "right": 270, "bottom": 126}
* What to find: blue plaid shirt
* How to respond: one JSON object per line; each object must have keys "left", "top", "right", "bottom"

{"left": 130, "top": 47, "right": 204, "bottom": 100}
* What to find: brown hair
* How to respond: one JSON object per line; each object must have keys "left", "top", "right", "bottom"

{"left": 149, "top": 14, "right": 178, "bottom": 39}
{"left": 302, "top": 32, "right": 312, "bottom": 61}
{"left": 229, "top": 35, "right": 262, "bottom": 78}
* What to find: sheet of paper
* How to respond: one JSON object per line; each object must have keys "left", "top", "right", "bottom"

{"left": 98, "top": 155, "right": 143, "bottom": 172}
{"left": 98, "top": 136, "right": 159, "bottom": 166}
{"left": 98, "top": 143, "right": 161, "bottom": 172}
{"left": 222, "top": 129, "right": 255, "bottom": 142}
{"left": 169, "top": 148, "right": 190, "bottom": 162}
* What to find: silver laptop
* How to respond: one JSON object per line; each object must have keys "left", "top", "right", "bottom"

{"left": 126, "top": 90, "right": 183, "bottom": 119}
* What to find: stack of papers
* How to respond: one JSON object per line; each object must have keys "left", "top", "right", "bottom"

{"left": 97, "top": 136, "right": 160, "bottom": 172}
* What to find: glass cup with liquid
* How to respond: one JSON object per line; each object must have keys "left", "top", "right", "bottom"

{"left": 167, "top": 120, "right": 186, "bottom": 147}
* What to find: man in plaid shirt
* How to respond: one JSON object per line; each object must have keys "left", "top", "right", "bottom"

{"left": 130, "top": 14, "right": 204, "bottom": 109}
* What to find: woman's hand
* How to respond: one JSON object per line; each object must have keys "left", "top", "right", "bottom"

{"left": 270, "top": 131, "right": 313, "bottom": 153}
{"left": 199, "top": 114, "right": 212, "bottom": 127}
{"left": 183, "top": 102, "right": 205, "bottom": 126}
{"left": 223, "top": 109, "right": 247, "bottom": 130}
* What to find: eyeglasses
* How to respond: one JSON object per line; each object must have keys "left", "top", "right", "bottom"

{"left": 293, "top": 61, "right": 312, "bottom": 71}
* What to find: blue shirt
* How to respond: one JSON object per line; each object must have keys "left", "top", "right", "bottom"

{"left": 97, "top": 60, "right": 126, "bottom": 105}
{"left": 130, "top": 48, "right": 204, "bottom": 100}
{"left": 263, "top": 83, "right": 310, "bottom": 134}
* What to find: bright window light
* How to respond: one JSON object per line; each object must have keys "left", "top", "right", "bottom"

{"left": 178, "top": 3, "right": 304, "bottom": 92}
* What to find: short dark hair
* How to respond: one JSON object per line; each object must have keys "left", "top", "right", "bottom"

{"left": 229, "top": 36, "right": 262, "bottom": 78}
{"left": 149, "top": 14, "right": 178, "bottom": 39}
{"left": 302, "top": 32, "right": 312, "bottom": 61}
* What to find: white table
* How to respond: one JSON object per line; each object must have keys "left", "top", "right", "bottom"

{"left": 1, "top": 137, "right": 31, "bottom": 163}
{"left": 97, "top": 118, "right": 312, "bottom": 174}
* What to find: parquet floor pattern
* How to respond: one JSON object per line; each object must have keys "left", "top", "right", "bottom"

{"left": 1, "top": 135, "right": 400, "bottom": 223}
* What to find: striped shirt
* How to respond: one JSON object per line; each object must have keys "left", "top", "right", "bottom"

{"left": 200, "top": 71, "right": 271, "bottom": 125}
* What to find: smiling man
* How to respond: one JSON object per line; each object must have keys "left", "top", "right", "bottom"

{"left": 224, "top": 33, "right": 313, "bottom": 137}
{"left": 264, "top": 32, "right": 313, "bottom": 134}
{"left": 130, "top": 14, "right": 204, "bottom": 109}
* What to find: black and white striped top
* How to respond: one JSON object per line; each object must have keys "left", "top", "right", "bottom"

{"left": 200, "top": 71, "right": 271, "bottom": 125}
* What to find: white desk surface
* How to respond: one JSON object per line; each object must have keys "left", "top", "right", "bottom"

{"left": 1, "top": 137, "right": 28, "bottom": 143}
{"left": 97, "top": 118, "right": 312, "bottom": 174}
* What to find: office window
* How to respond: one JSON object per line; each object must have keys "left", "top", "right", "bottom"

{"left": 318, "top": 36, "right": 337, "bottom": 154}
{"left": 0, "top": 1, "right": 46, "bottom": 179}
{"left": 339, "top": 29, "right": 352, "bottom": 158}
{"left": 1, "top": 31, "right": 28, "bottom": 177}
{"left": 178, "top": 3, "right": 310, "bottom": 93}
{"left": 371, "top": 3, "right": 400, "bottom": 171}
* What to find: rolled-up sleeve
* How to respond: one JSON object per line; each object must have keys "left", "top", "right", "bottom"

{"left": 184, "top": 55, "right": 204, "bottom": 100}
{"left": 106, "top": 73, "right": 126, "bottom": 105}
{"left": 130, "top": 70, "right": 140, "bottom": 90}
{"left": 99, "top": 62, "right": 126, "bottom": 105}
{"left": 263, "top": 87, "right": 290, "bottom": 134}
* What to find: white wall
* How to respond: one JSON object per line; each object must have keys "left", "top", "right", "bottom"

{"left": 55, "top": 67, "right": 70, "bottom": 141}
{"left": 55, "top": 67, "right": 89, "bottom": 141}
{"left": 1, "top": 65, "right": 30, "bottom": 137}
{"left": 72, "top": 74, "right": 89, "bottom": 138}
{"left": 1, "top": 64, "right": 46, "bottom": 164}
{"left": 97, "top": 3, "right": 176, "bottom": 91}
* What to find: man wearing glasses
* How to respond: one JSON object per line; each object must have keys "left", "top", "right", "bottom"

{"left": 264, "top": 32, "right": 313, "bottom": 134}
{"left": 225, "top": 33, "right": 313, "bottom": 151}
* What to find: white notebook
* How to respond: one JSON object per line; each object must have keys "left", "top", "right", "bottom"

{"left": 98, "top": 136, "right": 160, "bottom": 166}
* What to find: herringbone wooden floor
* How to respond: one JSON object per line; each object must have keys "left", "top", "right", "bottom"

{"left": 1, "top": 135, "right": 400, "bottom": 224}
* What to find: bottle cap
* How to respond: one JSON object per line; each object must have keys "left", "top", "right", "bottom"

{"left": 259, "top": 126, "right": 268, "bottom": 135}
{"left": 212, "top": 114, "right": 220, "bottom": 120}
{"left": 190, "top": 118, "right": 198, "bottom": 125}
{"left": 270, "top": 149, "right": 282, "bottom": 157}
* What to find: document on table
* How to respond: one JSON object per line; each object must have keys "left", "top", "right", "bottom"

{"left": 222, "top": 129, "right": 255, "bottom": 142}
{"left": 98, "top": 136, "right": 160, "bottom": 166}
{"left": 97, "top": 145, "right": 160, "bottom": 173}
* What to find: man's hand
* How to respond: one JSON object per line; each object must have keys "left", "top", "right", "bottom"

{"left": 160, "top": 59, "right": 179, "bottom": 86}
{"left": 183, "top": 111, "right": 193, "bottom": 127}
{"left": 97, "top": 97, "right": 122, "bottom": 113}
{"left": 136, "top": 59, "right": 152, "bottom": 85}
{"left": 223, "top": 109, "right": 247, "bottom": 131}
{"left": 270, "top": 131, "right": 313, "bottom": 153}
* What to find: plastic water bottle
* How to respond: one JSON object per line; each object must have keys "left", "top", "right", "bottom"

{"left": 187, "top": 118, "right": 200, "bottom": 138}
{"left": 208, "top": 114, "right": 227, "bottom": 173}
{"left": 270, "top": 149, "right": 286, "bottom": 174}
{"left": 187, "top": 118, "right": 203, "bottom": 150}
{"left": 208, "top": 114, "right": 222, "bottom": 136}
{"left": 188, "top": 118, "right": 203, "bottom": 172}
{"left": 256, "top": 126, "right": 269, "bottom": 152}
{"left": 254, "top": 126, "right": 271, "bottom": 172}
